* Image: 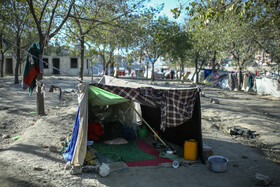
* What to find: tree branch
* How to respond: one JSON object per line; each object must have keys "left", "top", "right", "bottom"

{"left": 39, "top": 0, "right": 50, "bottom": 24}
{"left": 70, "top": 12, "right": 135, "bottom": 35}
{"left": 49, "top": 0, "right": 75, "bottom": 39}
{"left": 46, "top": 0, "right": 59, "bottom": 37}
{"left": 84, "top": 22, "right": 104, "bottom": 35}
{"left": 27, "top": 0, "right": 43, "bottom": 39}
{"left": 70, "top": 13, "right": 125, "bottom": 25}
{"left": 231, "top": 51, "right": 238, "bottom": 61}
{"left": 73, "top": 5, "right": 83, "bottom": 35}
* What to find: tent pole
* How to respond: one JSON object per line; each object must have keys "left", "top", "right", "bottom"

{"left": 126, "top": 102, "right": 171, "bottom": 150}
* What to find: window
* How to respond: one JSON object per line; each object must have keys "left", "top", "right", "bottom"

{"left": 43, "top": 58, "right": 49, "bottom": 68}
{"left": 71, "top": 58, "right": 78, "bottom": 68}
{"left": 87, "top": 59, "right": 89, "bottom": 69}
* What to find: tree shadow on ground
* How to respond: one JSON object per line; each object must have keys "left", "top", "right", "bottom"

{"left": 0, "top": 176, "right": 39, "bottom": 187}
{"left": 0, "top": 143, "right": 64, "bottom": 164}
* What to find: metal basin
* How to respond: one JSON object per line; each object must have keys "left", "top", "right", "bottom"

{"left": 208, "top": 155, "right": 228, "bottom": 173}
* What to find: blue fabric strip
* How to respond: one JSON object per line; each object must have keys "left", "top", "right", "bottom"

{"left": 63, "top": 106, "right": 80, "bottom": 161}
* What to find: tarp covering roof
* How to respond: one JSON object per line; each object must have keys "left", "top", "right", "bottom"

{"left": 88, "top": 86, "right": 129, "bottom": 106}
{"left": 99, "top": 75, "right": 196, "bottom": 90}
{"left": 90, "top": 82, "right": 198, "bottom": 131}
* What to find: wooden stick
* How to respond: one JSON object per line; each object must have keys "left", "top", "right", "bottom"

{"left": 127, "top": 102, "right": 171, "bottom": 150}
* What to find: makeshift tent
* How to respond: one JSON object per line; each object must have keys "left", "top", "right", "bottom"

{"left": 63, "top": 76, "right": 204, "bottom": 167}
{"left": 255, "top": 77, "right": 280, "bottom": 98}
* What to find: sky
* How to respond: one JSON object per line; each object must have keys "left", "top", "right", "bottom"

{"left": 146, "top": 0, "right": 191, "bottom": 25}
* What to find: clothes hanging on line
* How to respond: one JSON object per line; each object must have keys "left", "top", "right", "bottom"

{"left": 21, "top": 42, "right": 44, "bottom": 95}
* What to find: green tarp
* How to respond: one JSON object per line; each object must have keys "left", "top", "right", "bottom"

{"left": 88, "top": 86, "right": 129, "bottom": 106}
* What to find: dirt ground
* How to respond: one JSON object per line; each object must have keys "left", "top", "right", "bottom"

{"left": 0, "top": 75, "right": 279, "bottom": 187}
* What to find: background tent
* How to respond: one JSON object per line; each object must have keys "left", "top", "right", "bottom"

{"left": 255, "top": 77, "right": 280, "bottom": 98}
{"left": 64, "top": 76, "right": 204, "bottom": 166}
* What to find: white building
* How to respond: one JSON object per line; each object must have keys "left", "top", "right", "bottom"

{"left": 1, "top": 55, "right": 91, "bottom": 76}
{"left": 2, "top": 54, "right": 139, "bottom": 77}
{"left": 42, "top": 55, "right": 90, "bottom": 76}
{"left": 2, "top": 55, "right": 24, "bottom": 75}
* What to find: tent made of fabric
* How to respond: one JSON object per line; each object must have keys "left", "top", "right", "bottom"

{"left": 204, "top": 69, "right": 212, "bottom": 79}
{"left": 255, "top": 77, "right": 280, "bottom": 98}
{"left": 88, "top": 86, "right": 129, "bottom": 106}
{"left": 63, "top": 76, "right": 204, "bottom": 167}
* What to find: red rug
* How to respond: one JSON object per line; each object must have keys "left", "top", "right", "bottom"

{"left": 126, "top": 140, "right": 173, "bottom": 167}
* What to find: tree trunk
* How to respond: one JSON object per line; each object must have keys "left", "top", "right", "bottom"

{"left": 0, "top": 37, "right": 4, "bottom": 78}
{"left": 151, "top": 62, "right": 155, "bottom": 81}
{"left": 79, "top": 36, "right": 84, "bottom": 80}
{"left": 212, "top": 51, "right": 216, "bottom": 72}
{"left": 181, "top": 63, "right": 184, "bottom": 83}
{"left": 101, "top": 54, "right": 106, "bottom": 73}
{"left": 14, "top": 34, "right": 20, "bottom": 84}
{"left": 36, "top": 75, "right": 45, "bottom": 115}
{"left": 0, "top": 50, "right": 4, "bottom": 78}
{"left": 106, "top": 58, "right": 111, "bottom": 76}
{"left": 146, "top": 62, "right": 149, "bottom": 79}
{"left": 105, "top": 63, "right": 109, "bottom": 75}
{"left": 139, "top": 48, "right": 143, "bottom": 64}
{"left": 198, "top": 58, "right": 206, "bottom": 74}
{"left": 262, "top": 51, "right": 265, "bottom": 64}
{"left": 195, "top": 51, "right": 199, "bottom": 84}
{"left": 237, "top": 66, "right": 242, "bottom": 91}
{"left": 110, "top": 63, "right": 114, "bottom": 76}
{"left": 36, "top": 38, "right": 45, "bottom": 115}
{"left": 91, "top": 60, "right": 93, "bottom": 83}
{"left": 127, "top": 66, "right": 131, "bottom": 75}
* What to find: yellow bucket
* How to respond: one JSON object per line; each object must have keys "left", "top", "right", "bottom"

{"left": 184, "top": 139, "right": 198, "bottom": 160}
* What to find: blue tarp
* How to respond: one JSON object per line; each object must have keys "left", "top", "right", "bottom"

{"left": 204, "top": 69, "right": 212, "bottom": 78}
{"left": 63, "top": 107, "right": 80, "bottom": 162}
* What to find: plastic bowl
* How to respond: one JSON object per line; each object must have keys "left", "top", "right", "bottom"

{"left": 208, "top": 155, "right": 228, "bottom": 173}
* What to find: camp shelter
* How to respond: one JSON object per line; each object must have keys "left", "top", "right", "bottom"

{"left": 63, "top": 76, "right": 204, "bottom": 167}
{"left": 255, "top": 77, "right": 280, "bottom": 98}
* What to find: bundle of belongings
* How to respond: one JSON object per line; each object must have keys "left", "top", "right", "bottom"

{"left": 62, "top": 76, "right": 204, "bottom": 174}
{"left": 88, "top": 122, "right": 105, "bottom": 141}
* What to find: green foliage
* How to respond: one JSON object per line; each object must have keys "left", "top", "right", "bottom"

{"left": 44, "top": 43, "right": 71, "bottom": 56}
{"left": 0, "top": 0, "right": 38, "bottom": 80}
{"left": 184, "top": 0, "right": 280, "bottom": 67}
{"left": 63, "top": 0, "right": 155, "bottom": 74}
{"left": 161, "top": 23, "right": 193, "bottom": 68}
{"left": 171, "top": 8, "right": 181, "bottom": 19}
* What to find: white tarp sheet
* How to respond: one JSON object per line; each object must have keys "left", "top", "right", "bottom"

{"left": 71, "top": 83, "right": 89, "bottom": 166}
{"left": 256, "top": 77, "right": 280, "bottom": 98}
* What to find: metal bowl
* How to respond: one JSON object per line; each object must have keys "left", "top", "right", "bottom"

{"left": 208, "top": 155, "right": 228, "bottom": 173}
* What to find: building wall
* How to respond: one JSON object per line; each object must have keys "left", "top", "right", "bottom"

{"left": 2, "top": 55, "right": 131, "bottom": 76}
{"left": 3, "top": 56, "right": 25, "bottom": 75}
{"left": 255, "top": 51, "right": 271, "bottom": 65}
{"left": 42, "top": 56, "right": 89, "bottom": 76}
{"left": 2, "top": 55, "right": 90, "bottom": 76}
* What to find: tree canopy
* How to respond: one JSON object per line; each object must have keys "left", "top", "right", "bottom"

{"left": 1, "top": 0, "right": 279, "bottom": 82}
